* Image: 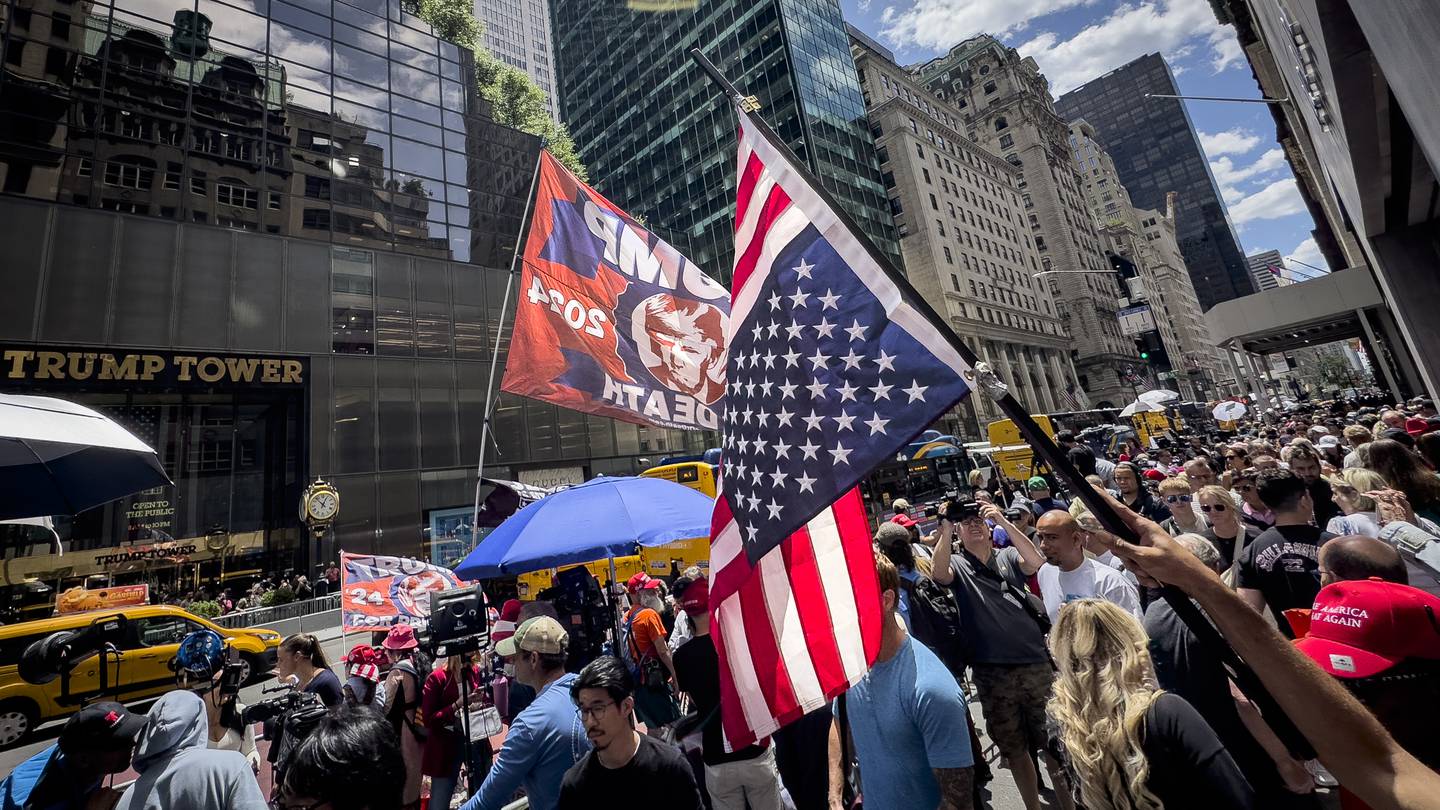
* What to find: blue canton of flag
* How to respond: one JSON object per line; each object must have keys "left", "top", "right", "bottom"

{"left": 721, "top": 121, "right": 978, "bottom": 565}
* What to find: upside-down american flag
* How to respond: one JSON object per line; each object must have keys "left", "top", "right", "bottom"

{"left": 708, "top": 113, "right": 979, "bottom": 750}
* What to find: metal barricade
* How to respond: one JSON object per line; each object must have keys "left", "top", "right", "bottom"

{"left": 211, "top": 593, "right": 341, "bottom": 629}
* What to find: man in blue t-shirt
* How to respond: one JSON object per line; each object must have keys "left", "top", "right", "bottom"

{"left": 0, "top": 701, "right": 146, "bottom": 810}
{"left": 830, "top": 550, "right": 974, "bottom": 810}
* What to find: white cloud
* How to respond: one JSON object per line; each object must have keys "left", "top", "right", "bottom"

{"left": 1286, "top": 237, "right": 1330, "bottom": 274}
{"left": 1210, "top": 32, "right": 1244, "bottom": 72}
{"left": 1199, "top": 128, "right": 1263, "bottom": 157}
{"left": 1227, "top": 178, "right": 1306, "bottom": 226}
{"left": 858, "top": 0, "right": 872, "bottom": 10}
{"left": 878, "top": 0, "right": 1094, "bottom": 51}
{"left": 1012, "top": 2, "right": 1228, "bottom": 95}
{"left": 1210, "top": 147, "right": 1286, "bottom": 203}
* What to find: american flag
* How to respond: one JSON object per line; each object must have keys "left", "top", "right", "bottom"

{"left": 708, "top": 116, "right": 977, "bottom": 749}
{"left": 1060, "top": 381, "right": 1088, "bottom": 411}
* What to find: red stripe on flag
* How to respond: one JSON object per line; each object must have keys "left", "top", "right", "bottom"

{"left": 738, "top": 546, "right": 802, "bottom": 726}
{"left": 780, "top": 523, "right": 848, "bottom": 698}
{"left": 733, "top": 151, "right": 765, "bottom": 234}
{"left": 832, "top": 490, "right": 884, "bottom": 664}
{"left": 731, "top": 183, "right": 791, "bottom": 294}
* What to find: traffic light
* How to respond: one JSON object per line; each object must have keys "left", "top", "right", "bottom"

{"left": 1140, "top": 350, "right": 1150, "bottom": 360}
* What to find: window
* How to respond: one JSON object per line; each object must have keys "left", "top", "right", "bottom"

{"left": 983, "top": 81, "right": 996, "bottom": 94}
{"left": 944, "top": 247, "right": 953, "bottom": 264}
{"left": 929, "top": 194, "right": 938, "bottom": 211}
{"left": 916, "top": 143, "right": 925, "bottom": 159}
{"left": 135, "top": 616, "right": 199, "bottom": 648}
{"left": 303, "top": 208, "right": 331, "bottom": 229}
{"left": 935, "top": 219, "right": 945, "bottom": 236}
{"left": 881, "top": 171, "right": 895, "bottom": 189}
{"left": 163, "top": 171, "right": 180, "bottom": 190}
{"left": 998, "top": 133, "right": 1013, "bottom": 149}
{"left": 876, "top": 145, "right": 889, "bottom": 164}
{"left": 994, "top": 117, "right": 1008, "bottom": 131}
{"left": 217, "top": 182, "right": 258, "bottom": 209}
{"left": 922, "top": 168, "right": 931, "bottom": 184}
{"left": 103, "top": 160, "right": 152, "bottom": 190}
{"left": 888, "top": 198, "right": 903, "bottom": 216}
{"left": 76, "top": 157, "right": 92, "bottom": 177}
{"left": 951, "top": 273, "right": 960, "bottom": 291}
{"left": 268, "top": 192, "right": 282, "bottom": 210}
{"left": 4, "top": 41, "right": 23, "bottom": 67}
{"left": 190, "top": 177, "right": 206, "bottom": 196}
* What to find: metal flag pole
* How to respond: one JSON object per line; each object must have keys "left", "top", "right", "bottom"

{"left": 688, "top": 48, "right": 1311, "bottom": 758}
{"left": 470, "top": 147, "right": 545, "bottom": 553}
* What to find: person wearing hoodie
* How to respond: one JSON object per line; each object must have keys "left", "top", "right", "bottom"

{"left": 114, "top": 690, "right": 267, "bottom": 810}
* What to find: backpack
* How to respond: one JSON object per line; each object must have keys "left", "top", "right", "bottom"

{"left": 385, "top": 659, "right": 428, "bottom": 742}
{"left": 900, "top": 574, "right": 970, "bottom": 677}
{"left": 620, "top": 608, "right": 667, "bottom": 689}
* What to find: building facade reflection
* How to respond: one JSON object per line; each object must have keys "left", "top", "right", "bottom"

{"left": 0, "top": 0, "right": 706, "bottom": 606}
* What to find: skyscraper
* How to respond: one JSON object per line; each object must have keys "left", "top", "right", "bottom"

{"left": 911, "top": 35, "right": 1139, "bottom": 408}
{"left": 1246, "top": 249, "right": 1285, "bottom": 291}
{"left": 548, "top": 0, "right": 901, "bottom": 281}
{"left": 1055, "top": 53, "right": 1256, "bottom": 310}
{"left": 474, "top": 0, "right": 559, "bottom": 122}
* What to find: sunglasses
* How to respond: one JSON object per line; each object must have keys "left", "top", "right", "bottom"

{"left": 1165, "top": 495, "right": 1192, "bottom": 503}
{"left": 1199, "top": 503, "right": 1227, "bottom": 512}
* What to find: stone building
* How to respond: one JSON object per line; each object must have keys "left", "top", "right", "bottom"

{"left": 911, "top": 35, "right": 1139, "bottom": 408}
{"left": 850, "top": 30, "right": 1084, "bottom": 436}
{"left": 1070, "top": 120, "right": 1223, "bottom": 400}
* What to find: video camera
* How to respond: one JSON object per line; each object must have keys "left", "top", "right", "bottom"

{"left": 426, "top": 584, "right": 488, "bottom": 658}
{"left": 245, "top": 678, "right": 328, "bottom": 796}
{"left": 941, "top": 491, "right": 981, "bottom": 522}
{"left": 18, "top": 614, "right": 128, "bottom": 705}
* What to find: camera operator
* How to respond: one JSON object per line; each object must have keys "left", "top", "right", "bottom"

{"left": 277, "top": 633, "right": 343, "bottom": 708}
{"left": 114, "top": 690, "right": 266, "bottom": 810}
{"left": 174, "top": 629, "right": 259, "bottom": 772}
{"left": 274, "top": 706, "right": 407, "bottom": 810}
{"left": 930, "top": 496, "right": 1076, "bottom": 810}
{"left": 0, "top": 701, "right": 145, "bottom": 810}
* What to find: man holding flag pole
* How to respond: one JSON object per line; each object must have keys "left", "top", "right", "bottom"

{"left": 685, "top": 46, "right": 1314, "bottom": 810}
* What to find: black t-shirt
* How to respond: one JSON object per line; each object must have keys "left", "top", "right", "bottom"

{"left": 304, "top": 668, "right": 344, "bottom": 707}
{"left": 1307, "top": 478, "right": 1340, "bottom": 529}
{"left": 1200, "top": 524, "right": 1257, "bottom": 569}
{"left": 1143, "top": 601, "right": 1285, "bottom": 799}
{"left": 557, "top": 734, "right": 703, "bottom": 810}
{"left": 1235, "top": 524, "right": 1334, "bottom": 636}
{"left": 1142, "top": 693, "right": 1257, "bottom": 810}
{"left": 672, "top": 634, "right": 767, "bottom": 766}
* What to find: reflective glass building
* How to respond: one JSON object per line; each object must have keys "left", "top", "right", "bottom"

{"left": 0, "top": 0, "right": 701, "bottom": 597}
{"left": 1055, "top": 54, "right": 1256, "bottom": 310}
{"left": 548, "top": 0, "right": 901, "bottom": 280}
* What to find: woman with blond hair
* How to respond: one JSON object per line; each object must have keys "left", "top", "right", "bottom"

{"left": 1048, "top": 599, "right": 1256, "bottom": 810}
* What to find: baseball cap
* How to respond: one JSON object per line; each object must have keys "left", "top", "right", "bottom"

{"left": 890, "top": 498, "right": 911, "bottom": 512}
{"left": 1318, "top": 435, "right": 1340, "bottom": 448}
{"left": 679, "top": 578, "right": 709, "bottom": 614}
{"left": 491, "top": 599, "right": 523, "bottom": 645}
{"left": 1406, "top": 417, "right": 1430, "bottom": 437}
{"left": 1293, "top": 579, "right": 1440, "bottom": 679}
{"left": 60, "top": 702, "right": 147, "bottom": 752}
{"left": 1026, "top": 476, "right": 1048, "bottom": 490}
{"left": 495, "top": 616, "right": 568, "bottom": 657}
{"left": 1002, "top": 507, "right": 1026, "bottom": 521}
{"left": 890, "top": 513, "right": 917, "bottom": 529}
{"left": 625, "top": 572, "right": 662, "bottom": 594}
{"left": 1143, "top": 468, "right": 1167, "bottom": 481}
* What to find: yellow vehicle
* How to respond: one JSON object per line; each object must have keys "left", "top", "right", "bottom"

{"left": 516, "top": 460, "right": 718, "bottom": 597}
{"left": 985, "top": 416, "right": 1056, "bottom": 482}
{"left": 0, "top": 605, "right": 282, "bottom": 747}
{"left": 1131, "top": 410, "right": 1180, "bottom": 447}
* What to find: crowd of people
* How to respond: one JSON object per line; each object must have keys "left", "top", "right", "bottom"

{"left": 154, "top": 565, "right": 343, "bottom": 617}
{"left": 7, "top": 397, "right": 1440, "bottom": 810}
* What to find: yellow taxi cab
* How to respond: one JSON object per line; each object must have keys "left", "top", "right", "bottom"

{"left": 0, "top": 604, "right": 282, "bottom": 748}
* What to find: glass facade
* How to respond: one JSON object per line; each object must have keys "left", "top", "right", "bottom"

{"left": 1054, "top": 53, "right": 1257, "bottom": 310}
{"left": 0, "top": 0, "right": 707, "bottom": 590}
{"left": 548, "top": 0, "right": 900, "bottom": 282}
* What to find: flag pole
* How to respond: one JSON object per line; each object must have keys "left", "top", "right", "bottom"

{"left": 688, "top": 48, "right": 1310, "bottom": 758}
{"left": 470, "top": 147, "right": 545, "bottom": 555}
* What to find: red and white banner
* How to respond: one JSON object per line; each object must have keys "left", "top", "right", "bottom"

{"left": 340, "top": 553, "right": 466, "bottom": 631}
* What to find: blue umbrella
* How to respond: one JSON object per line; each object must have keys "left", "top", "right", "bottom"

{"left": 453, "top": 476, "right": 714, "bottom": 579}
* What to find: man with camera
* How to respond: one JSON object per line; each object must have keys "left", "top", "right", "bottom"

{"left": 930, "top": 496, "right": 1076, "bottom": 810}
{"left": 463, "top": 616, "right": 589, "bottom": 810}
{"left": 0, "top": 702, "right": 145, "bottom": 810}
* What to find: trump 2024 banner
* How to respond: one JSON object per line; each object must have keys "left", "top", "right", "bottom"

{"left": 501, "top": 151, "right": 730, "bottom": 430}
{"left": 340, "top": 553, "right": 466, "bottom": 632}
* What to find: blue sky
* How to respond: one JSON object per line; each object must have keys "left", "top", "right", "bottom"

{"left": 840, "top": 0, "right": 1329, "bottom": 278}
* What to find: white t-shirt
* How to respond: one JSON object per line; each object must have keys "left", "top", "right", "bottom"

{"left": 1037, "top": 557, "right": 1143, "bottom": 624}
